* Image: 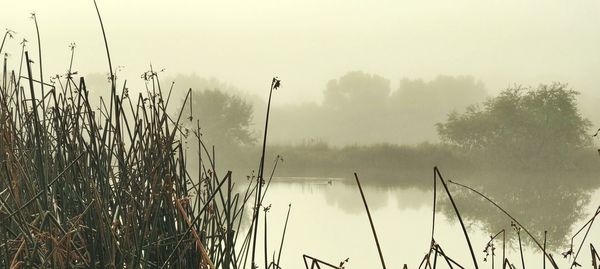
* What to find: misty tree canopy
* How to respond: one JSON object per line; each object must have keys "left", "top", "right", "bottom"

{"left": 323, "top": 71, "right": 391, "bottom": 111}
{"left": 166, "top": 74, "right": 257, "bottom": 148}
{"left": 436, "top": 83, "right": 591, "bottom": 168}
{"left": 271, "top": 72, "right": 488, "bottom": 145}
{"left": 391, "top": 75, "right": 487, "bottom": 114}
{"left": 185, "top": 89, "right": 255, "bottom": 147}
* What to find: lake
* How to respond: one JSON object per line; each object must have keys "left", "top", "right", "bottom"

{"left": 244, "top": 173, "right": 600, "bottom": 269}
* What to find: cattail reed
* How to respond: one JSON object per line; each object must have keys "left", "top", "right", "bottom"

{"left": 0, "top": 9, "right": 284, "bottom": 267}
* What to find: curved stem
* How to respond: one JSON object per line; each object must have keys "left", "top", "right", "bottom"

{"left": 449, "top": 179, "right": 557, "bottom": 266}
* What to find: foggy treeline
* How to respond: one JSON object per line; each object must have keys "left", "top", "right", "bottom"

{"left": 269, "top": 71, "right": 487, "bottom": 145}
{"left": 82, "top": 71, "right": 600, "bottom": 183}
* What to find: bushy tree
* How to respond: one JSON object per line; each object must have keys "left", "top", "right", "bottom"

{"left": 436, "top": 83, "right": 591, "bottom": 168}
{"left": 189, "top": 89, "right": 255, "bottom": 147}
{"left": 167, "top": 74, "right": 256, "bottom": 148}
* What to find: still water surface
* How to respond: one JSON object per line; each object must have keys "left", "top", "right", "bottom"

{"left": 249, "top": 176, "right": 600, "bottom": 269}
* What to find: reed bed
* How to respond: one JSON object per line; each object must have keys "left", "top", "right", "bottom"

{"left": 0, "top": 55, "right": 221, "bottom": 267}
{"left": 0, "top": 15, "right": 287, "bottom": 267}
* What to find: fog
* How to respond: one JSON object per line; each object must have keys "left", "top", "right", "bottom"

{"left": 1, "top": 0, "right": 599, "bottom": 106}
{"left": 8, "top": 0, "right": 596, "bottom": 176}
{"left": 3, "top": 2, "right": 600, "bottom": 268}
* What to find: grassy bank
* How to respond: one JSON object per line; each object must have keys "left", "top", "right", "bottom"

{"left": 208, "top": 141, "right": 600, "bottom": 188}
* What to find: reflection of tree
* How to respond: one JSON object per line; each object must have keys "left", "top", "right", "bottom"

{"left": 322, "top": 183, "right": 389, "bottom": 214}
{"left": 320, "top": 182, "right": 433, "bottom": 213}
{"left": 439, "top": 173, "right": 592, "bottom": 251}
{"left": 392, "top": 187, "right": 431, "bottom": 210}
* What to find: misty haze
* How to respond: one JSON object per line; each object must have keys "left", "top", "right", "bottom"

{"left": 0, "top": 1, "right": 599, "bottom": 269}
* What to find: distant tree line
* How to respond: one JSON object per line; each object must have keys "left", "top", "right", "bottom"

{"left": 81, "top": 71, "right": 597, "bottom": 175}
{"left": 271, "top": 71, "right": 488, "bottom": 145}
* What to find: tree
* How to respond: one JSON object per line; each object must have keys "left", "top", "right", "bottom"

{"left": 436, "top": 83, "right": 591, "bottom": 168}
{"left": 188, "top": 89, "right": 255, "bottom": 147}
{"left": 167, "top": 74, "right": 256, "bottom": 148}
{"left": 323, "top": 71, "right": 391, "bottom": 111}
{"left": 391, "top": 75, "right": 487, "bottom": 114}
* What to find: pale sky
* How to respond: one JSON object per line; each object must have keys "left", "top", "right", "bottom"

{"left": 2, "top": 0, "right": 599, "bottom": 104}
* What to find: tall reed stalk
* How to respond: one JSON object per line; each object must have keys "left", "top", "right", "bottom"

{"left": 0, "top": 10, "right": 284, "bottom": 268}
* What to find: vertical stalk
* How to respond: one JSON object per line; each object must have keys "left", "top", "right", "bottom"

{"left": 276, "top": 204, "right": 291, "bottom": 267}
{"left": 432, "top": 244, "right": 439, "bottom": 269}
{"left": 251, "top": 77, "right": 279, "bottom": 268}
{"left": 518, "top": 229, "right": 525, "bottom": 269}
{"left": 591, "top": 244, "right": 598, "bottom": 269}
{"left": 31, "top": 14, "right": 44, "bottom": 120}
{"left": 225, "top": 170, "right": 232, "bottom": 269}
{"left": 264, "top": 208, "right": 269, "bottom": 269}
{"left": 502, "top": 230, "right": 505, "bottom": 269}
{"left": 543, "top": 231, "right": 547, "bottom": 269}
{"left": 25, "top": 51, "right": 47, "bottom": 210}
{"left": 431, "top": 166, "right": 437, "bottom": 247}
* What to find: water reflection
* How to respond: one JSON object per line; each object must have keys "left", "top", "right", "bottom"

{"left": 438, "top": 171, "right": 596, "bottom": 250}
{"left": 283, "top": 181, "right": 432, "bottom": 214}
{"left": 253, "top": 171, "right": 599, "bottom": 268}
{"left": 288, "top": 170, "right": 598, "bottom": 250}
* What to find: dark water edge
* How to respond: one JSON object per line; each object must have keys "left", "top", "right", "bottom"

{"left": 218, "top": 145, "right": 600, "bottom": 189}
